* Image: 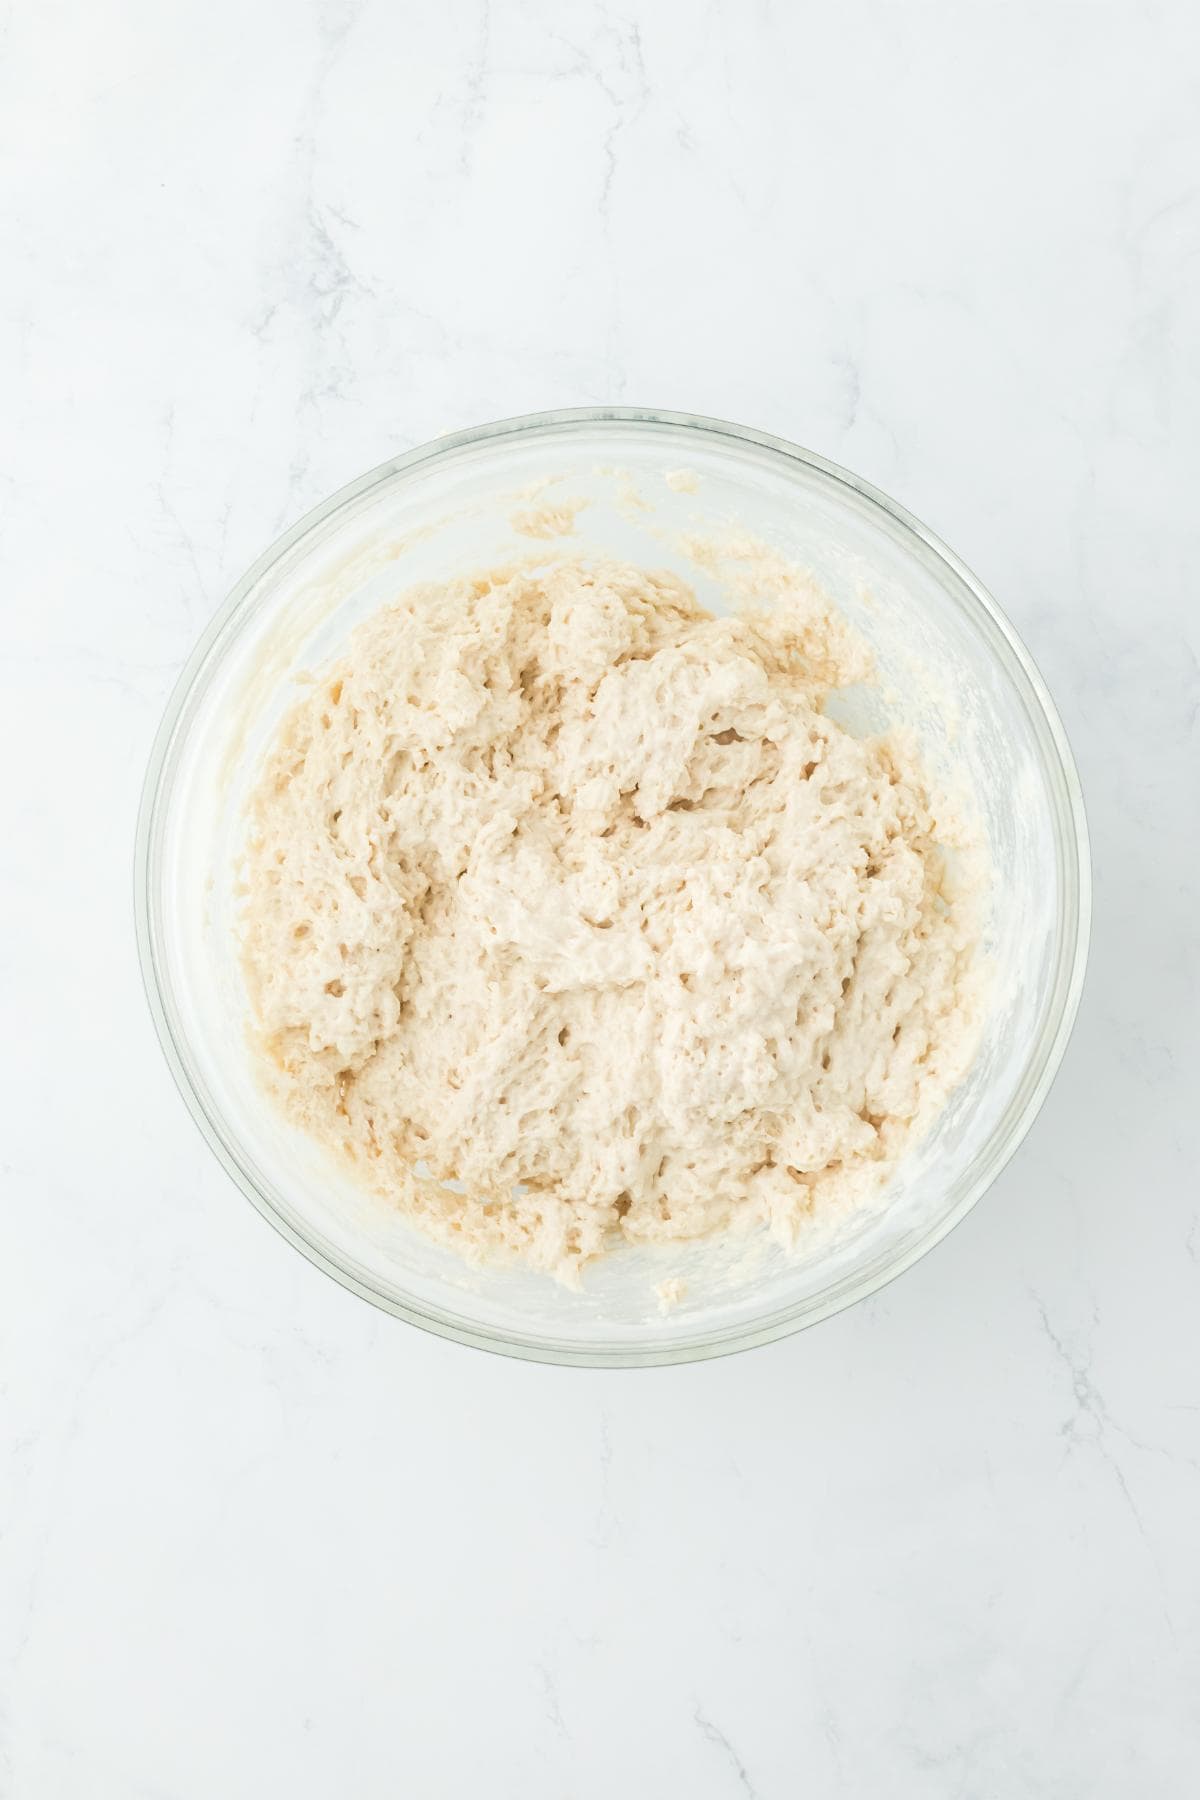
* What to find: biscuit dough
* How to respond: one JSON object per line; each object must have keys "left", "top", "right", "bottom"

{"left": 243, "top": 555, "right": 981, "bottom": 1282}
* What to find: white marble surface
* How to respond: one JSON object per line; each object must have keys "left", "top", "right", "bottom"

{"left": 3, "top": 1, "right": 1199, "bottom": 1793}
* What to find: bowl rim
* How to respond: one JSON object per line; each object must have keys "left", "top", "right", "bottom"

{"left": 135, "top": 405, "right": 1092, "bottom": 1367}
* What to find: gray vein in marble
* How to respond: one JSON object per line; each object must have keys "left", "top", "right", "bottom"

{"left": 590, "top": 1408, "right": 617, "bottom": 1552}
{"left": 534, "top": 1661, "right": 567, "bottom": 1739}
{"left": 457, "top": 0, "right": 492, "bottom": 177}
{"left": 276, "top": 0, "right": 371, "bottom": 521}
{"left": 1031, "top": 1291, "right": 1194, "bottom": 1643}
{"left": 543, "top": 10, "right": 649, "bottom": 400}
{"left": 694, "top": 1705, "right": 758, "bottom": 1800}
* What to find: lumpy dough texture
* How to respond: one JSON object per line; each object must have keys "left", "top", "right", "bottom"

{"left": 243, "top": 556, "right": 980, "bottom": 1283}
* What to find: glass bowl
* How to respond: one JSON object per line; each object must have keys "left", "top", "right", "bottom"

{"left": 136, "top": 408, "right": 1090, "bottom": 1365}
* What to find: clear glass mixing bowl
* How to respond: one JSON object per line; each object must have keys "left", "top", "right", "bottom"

{"left": 136, "top": 408, "right": 1090, "bottom": 1365}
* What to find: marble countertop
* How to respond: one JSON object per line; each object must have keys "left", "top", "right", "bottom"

{"left": 4, "top": 1, "right": 1199, "bottom": 1793}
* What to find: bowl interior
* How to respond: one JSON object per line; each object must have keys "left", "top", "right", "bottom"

{"left": 142, "top": 413, "right": 1086, "bottom": 1363}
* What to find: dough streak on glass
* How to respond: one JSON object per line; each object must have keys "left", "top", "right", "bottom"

{"left": 242, "top": 556, "right": 982, "bottom": 1284}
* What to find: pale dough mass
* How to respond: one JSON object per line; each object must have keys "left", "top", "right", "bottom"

{"left": 243, "top": 554, "right": 980, "bottom": 1283}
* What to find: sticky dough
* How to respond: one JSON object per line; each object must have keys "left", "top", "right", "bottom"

{"left": 242, "top": 555, "right": 981, "bottom": 1283}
